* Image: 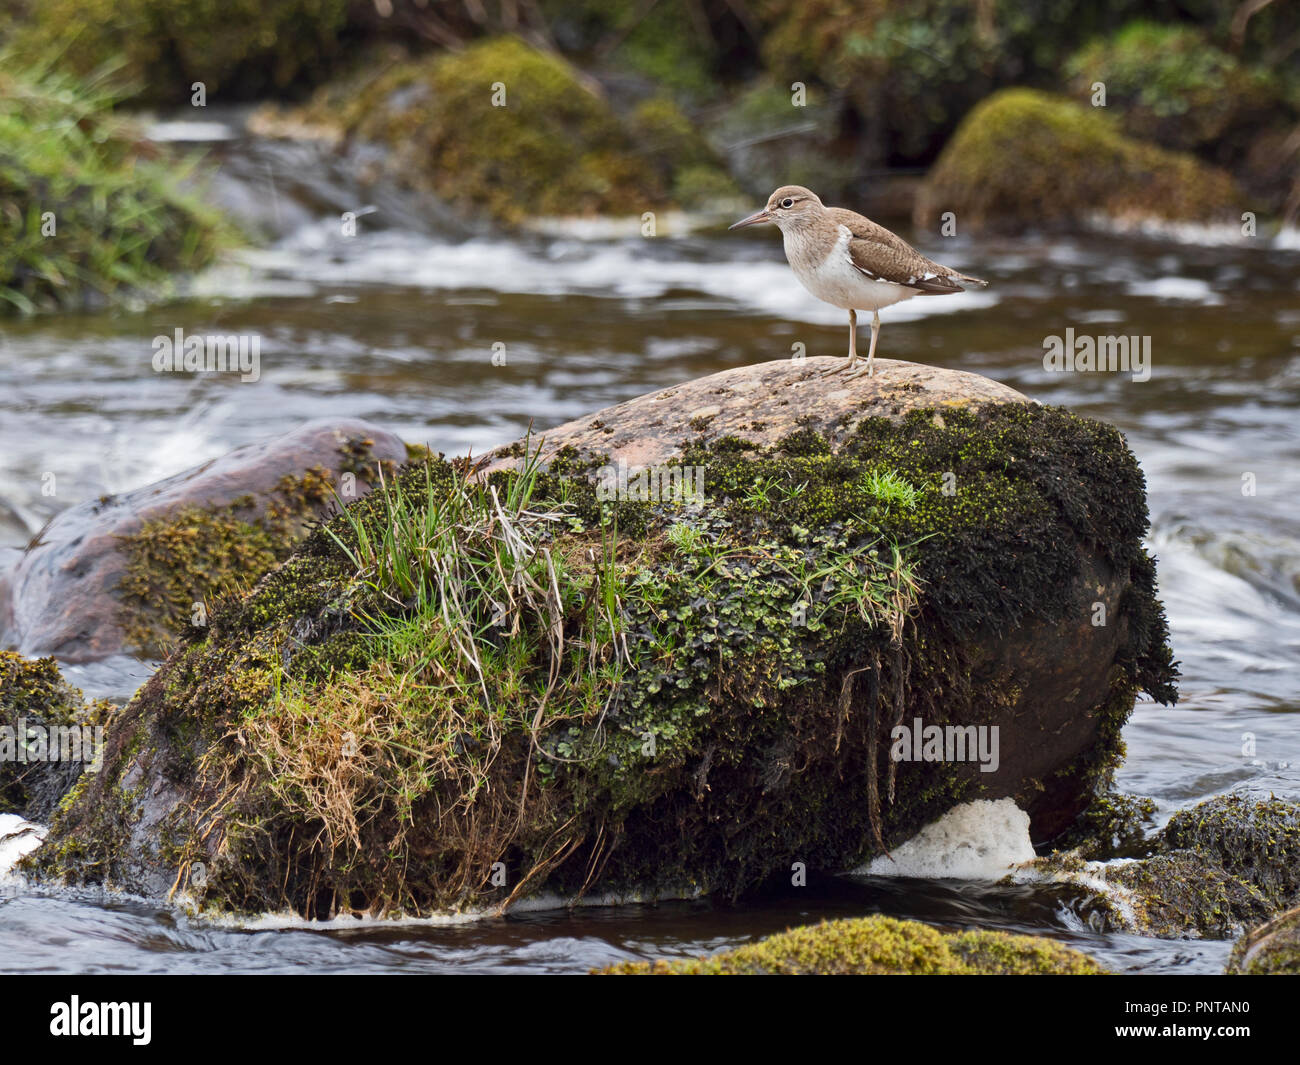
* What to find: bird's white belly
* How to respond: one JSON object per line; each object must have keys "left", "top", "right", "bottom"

{"left": 786, "top": 230, "right": 919, "bottom": 312}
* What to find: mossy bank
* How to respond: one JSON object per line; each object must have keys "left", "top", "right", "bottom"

{"left": 25, "top": 366, "right": 1176, "bottom": 918}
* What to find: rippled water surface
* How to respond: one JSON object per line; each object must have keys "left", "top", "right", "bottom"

{"left": 1, "top": 123, "right": 1297, "bottom": 973}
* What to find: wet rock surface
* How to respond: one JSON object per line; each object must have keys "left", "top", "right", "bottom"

{"left": 1228, "top": 905, "right": 1300, "bottom": 975}
{"left": 1035, "top": 793, "right": 1300, "bottom": 940}
{"left": 0, "top": 419, "right": 406, "bottom": 663}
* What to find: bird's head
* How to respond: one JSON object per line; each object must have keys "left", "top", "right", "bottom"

{"left": 729, "top": 186, "right": 824, "bottom": 232}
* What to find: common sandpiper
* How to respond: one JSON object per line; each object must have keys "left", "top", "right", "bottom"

{"left": 730, "top": 185, "right": 988, "bottom": 377}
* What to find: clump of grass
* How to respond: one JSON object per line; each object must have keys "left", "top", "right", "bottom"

{"left": 666, "top": 521, "right": 705, "bottom": 555}
{"left": 0, "top": 56, "right": 230, "bottom": 314}
{"left": 860, "top": 469, "right": 919, "bottom": 512}
{"left": 236, "top": 441, "right": 632, "bottom": 909}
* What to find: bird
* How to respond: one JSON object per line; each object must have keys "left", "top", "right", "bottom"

{"left": 730, "top": 185, "right": 988, "bottom": 377}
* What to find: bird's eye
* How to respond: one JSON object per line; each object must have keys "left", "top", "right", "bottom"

{"left": 780, "top": 197, "right": 794, "bottom": 208}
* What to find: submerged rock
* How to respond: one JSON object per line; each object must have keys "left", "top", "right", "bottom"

{"left": 915, "top": 88, "right": 1241, "bottom": 235}
{"left": 1227, "top": 906, "right": 1300, "bottom": 975}
{"left": 1033, "top": 793, "right": 1300, "bottom": 938}
{"left": 600, "top": 915, "right": 1107, "bottom": 975}
{"left": 0, "top": 419, "right": 406, "bottom": 663}
{"left": 24, "top": 359, "right": 1177, "bottom": 917}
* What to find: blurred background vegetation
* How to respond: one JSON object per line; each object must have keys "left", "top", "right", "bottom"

{"left": 2, "top": 0, "right": 1297, "bottom": 310}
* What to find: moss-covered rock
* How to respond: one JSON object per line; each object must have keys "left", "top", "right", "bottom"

{"left": 275, "top": 37, "right": 709, "bottom": 225}
{"left": 0, "top": 59, "right": 228, "bottom": 314}
{"left": 24, "top": 360, "right": 1176, "bottom": 917}
{"left": 915, "top": 88, "right": 1242, "bottom": 234}
{"left": 11, "top": 0, "right": 348, "bottom": 104}
{"left": 1228, "top": 906, "right": 1300, "bottom": 975}
{"left": 0, "top": 419, "right": 408, "bottom": 662}
{"left": 0, "top": 652, "right": 115, "bottom": 822}
{"left": 600, "top": 915, "right": 1107, "bottom": 974}
{"left": 1041, "top": 793, "right": 1300, "bottom": 938}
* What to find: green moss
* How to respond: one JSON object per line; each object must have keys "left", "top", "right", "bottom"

{"left": 0, "top": 651, "right": 115, "bottom": 820}
{"left": 1108, "top": 853, "right": 1274, "bottom": 938}
{"left": 1160, "top": 794, "right": 1300, "bottom": 908}
{"left": 758, "top": 0, "right": 1151, "bottom": 169}
{"left": 599, "top": 915, "right": 1107, "bottom": 974}
{"left": 115, "top": 468, "right": 344, "bottom": 658}
{"left": 0, "top": 59, "right": 229, "bottom": 314}
{"left": 1067, "top": 21, "right": 1282, "bottom": 153}
{"left": 31, "top": 403, "right": 1177, "bottom": 917}
{"left": 1054, "top": 791, "right": 1157, "bottom": 859}
{"left": 290, "top": 37, "right": 668, "bottom": 225}
{"left": 12, "top": 0, "right": 348, "bottom": 104}
{"left": 916, "top": 88, "right": 1242, "bottom": 234}
{"left": 628, "top": 96, "right": 738, "bottom": 206}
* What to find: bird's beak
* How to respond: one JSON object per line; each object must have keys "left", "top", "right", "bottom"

{"left": 728, "top": 208, "right": 772, "bottom": 230}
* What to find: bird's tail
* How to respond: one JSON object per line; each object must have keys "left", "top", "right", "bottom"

{"left": 952, "top": 271, "right": 989, "bottom": 287}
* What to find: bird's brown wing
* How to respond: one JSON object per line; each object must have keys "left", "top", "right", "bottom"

{"left": 828, "top": 207, "right": 974, "bottom": 294}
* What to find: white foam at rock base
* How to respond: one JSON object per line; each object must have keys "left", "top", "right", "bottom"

{"left": 0, "top": 813, "right": 46, "bottom": 881}
{"left": 854, "top": 798, "right": 1036, "bottom": 880}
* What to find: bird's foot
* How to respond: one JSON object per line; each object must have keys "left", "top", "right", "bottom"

{"left": 844, "top": 359, "right": 875, "bottom": 380}
{"left": 820, "top": 355, "right": 857, "bottom": 377}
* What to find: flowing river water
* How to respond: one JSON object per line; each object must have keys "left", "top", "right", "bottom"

{"left": 0, "top": 116, "right": 1297, "bottom": 973}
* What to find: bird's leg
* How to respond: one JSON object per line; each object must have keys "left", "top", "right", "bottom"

{"left": 821, "top": 308, "right": 857, "bottom": 375}
{"left": 846, "top": 309, "right": 881, "bottom": 379}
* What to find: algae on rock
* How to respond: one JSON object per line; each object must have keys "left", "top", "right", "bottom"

{"left": 1040, "top": 793, "right": 1300, "bottom": 939}
{"left": 115, "top": 467, "right": 346, "bottom": 659}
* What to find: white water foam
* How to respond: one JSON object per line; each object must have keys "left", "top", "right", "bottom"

{"left": 1126, "top": 276, "right": 1224, "bottom": 305}
{"left": 198, "top": 231, "right": 1000, "bottom": 327}
{"left": 0, "top": 814, "right": 46, "bottom": 881}
{"left": 855, "top": 798, "right": 1036, "bottom": 880}
{"left": 1008, "top": 857, "right": 1141, "bottom": 930}
{"left": 180, "top": 882, "right": 702, "bottom": 931}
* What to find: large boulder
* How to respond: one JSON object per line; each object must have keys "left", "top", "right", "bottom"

{"left": 24, "top": 359, "right": 1177, "bottom": 917}
{"left": 0, "top": 419, "right": 407, "bottom": 662}
{"left": 256, "top": 36, "right": 734, "bottom": 225}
